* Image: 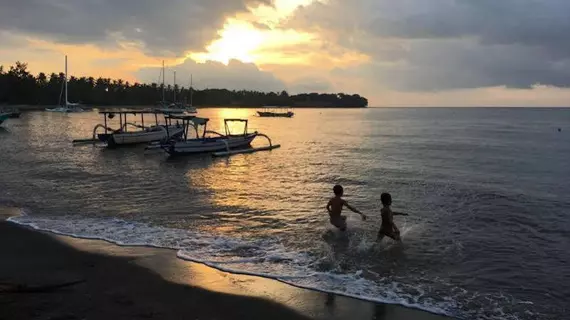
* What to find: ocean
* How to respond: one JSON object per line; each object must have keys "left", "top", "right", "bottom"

{"left": 1, "top": 108, "right": 568, "bottom": 319}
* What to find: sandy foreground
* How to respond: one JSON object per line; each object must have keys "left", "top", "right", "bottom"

{"left": 1, "top": 207, "right": 450, "bottom": 320}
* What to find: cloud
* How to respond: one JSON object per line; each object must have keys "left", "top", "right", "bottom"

{"left": 287, "top": 77, "right": 332, "bottom": 93}
{"left": 285, "top": 0, "right": 570, "bottom": 91}
{"left": 0, "top": 0, "right": 269, "bottom": 56}
{"left": 136, "top": 59, "right": 286, "bottom": 92}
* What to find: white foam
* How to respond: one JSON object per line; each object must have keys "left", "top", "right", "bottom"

{"left": 7, "top": 213, "right": 534, "bottom": 320}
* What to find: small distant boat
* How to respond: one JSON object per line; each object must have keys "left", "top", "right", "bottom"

{"left": 73, "top": 110, "right": 184, "bottom": 147}
{"left": 257, "top": 107, "right": 294, "bottom": 118}
{"left": 46, "top": 56, "right": 86, "bottom": 113}
{"left": 161, "top": 115, "right": 280, "bottom": 156}
{"left": 0, "top": 113, "right": 9, "bottom": 125}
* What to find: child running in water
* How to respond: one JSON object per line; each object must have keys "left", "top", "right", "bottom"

{"left": 326, "top": 185, "right": 366, "bottom": 231}
{"left": 377, "top": 192, "right": 408, "bottom": 242}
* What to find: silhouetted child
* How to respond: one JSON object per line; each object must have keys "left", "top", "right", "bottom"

{"left": 377, "top": 193, "right": 408, "bottom": 241}
{"left": 326, "top": 185, "right": 366, "bottom": 231}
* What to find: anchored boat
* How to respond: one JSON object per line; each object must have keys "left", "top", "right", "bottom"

{"left": 0, "top": 107, "right": 21, "bottom": 118}
{"left": 257, "top": 107, "right": 294, "bottom": 118}
{"left": 161, "top": 115, "right": 280, "bottom": 156}
{"left": 73, "top": 110, "right": 184, "bottom": 147}
{"left": 46, "top": 55, "right": 86, "bottom": 113}
{"left": 155, "top": 63, "right": 197, "bottom": 114}
{"left": 0, "top": 113, "right": 9, "bottom": 126}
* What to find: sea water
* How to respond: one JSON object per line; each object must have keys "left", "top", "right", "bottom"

{"left": 1, "top": 108, "right": 568, "bottom": 319}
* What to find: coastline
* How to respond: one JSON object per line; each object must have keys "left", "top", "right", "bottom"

{"left": 1, "top": 208, "right": 451, "bottom": 320}
{"left": 1, "top": 104, "right": 367, "bottom": 111}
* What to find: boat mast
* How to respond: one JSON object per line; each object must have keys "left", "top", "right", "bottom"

{"left": 162, "top": 60, "right": 165, "bottom": 105}
{"left": 65, "top": 55, "right": 68, "bottom": 107}
{"left": 190, "top": 74, "right": 193, "bottom": 106}
{"left": 173, "top": 70, "right": 176, "bottom": 103}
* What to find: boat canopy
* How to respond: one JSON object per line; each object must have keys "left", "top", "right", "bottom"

{"left": 192, "top": 117, "right": 209, "bottom": 125}
{"left": 224, "top": 118, "right": 248, "bottom": 122}
{"left": 165, "top": 114, "right": 209, "bottom": 124}
{"left": 99, "top": 110, "right": 160, "bottom": 115}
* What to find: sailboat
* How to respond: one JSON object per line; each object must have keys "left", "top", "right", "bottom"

{"left": 170, "top": 74, "right": 197, "bottom": 113}
{"left": 184, "top": 74, "right": 198, "bottom": 114}
{"left": 46, "top": 56, "right": 85, "bottom": 113}
{"left": 155, "top": 62, "right": 196, "bottom": 114}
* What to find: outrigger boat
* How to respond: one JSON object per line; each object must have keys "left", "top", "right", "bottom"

{"left": 257, "top": 107, "right": 294, "bottom": 118}
{"left": 0, "top": 107, "right": 21, "bottom": 118}
{"left": 0, "top": 113, "right": 9, "bottom": 126}
{"left": 160, "top": 115, "right": 280, "bottom": 157}
{"left": 73, "top": 110, "right": 184, "bottom": 147}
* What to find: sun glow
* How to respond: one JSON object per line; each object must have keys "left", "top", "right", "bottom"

{"left": 189, "top": 0, "right": 321, "bottom": 65}
{"left": 190, "top": 19, "right": 263, "bottom": 65}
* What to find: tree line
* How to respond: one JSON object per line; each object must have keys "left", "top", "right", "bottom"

{"left": 0, "top": 62, "right": 368, "bottom": 108}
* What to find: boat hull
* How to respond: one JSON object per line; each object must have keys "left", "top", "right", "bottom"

{"left": 98, "top": 125, "right": 184, "bottom": 147}
{"left": 166, "top": 133, "right": 258, "bottom": 155}
{"left": 45, "top": 107, "right": 69, "bottom": 113}
{"left": 156, "top": 106, "right": 197, "bottom": 114}
{"left": 45, "top": 107, "right": 85, "bottom": 113}
{"left": 257, "top": 111, "right": 294, "bottom": 118}
{"left": 0, "top": 113, "right": 8, "bottom": 125}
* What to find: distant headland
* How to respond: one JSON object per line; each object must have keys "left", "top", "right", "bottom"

{"left": 0, "top": 62, "right": 368, "bottom": 108}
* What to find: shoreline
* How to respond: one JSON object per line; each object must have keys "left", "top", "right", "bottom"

{"left": 1, "top": 105, "right": 367, "bottom": 111}
{"left": 1, "top": 208, "right": 451, "bottom": 320}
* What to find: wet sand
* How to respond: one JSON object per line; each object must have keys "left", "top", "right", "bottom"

{"left": 1, "top": 209, "right": 451, "bottom": 320}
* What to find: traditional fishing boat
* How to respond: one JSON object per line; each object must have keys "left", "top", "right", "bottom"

{"left": 73, "top": 110, "right": 184, "bottom": 147}
{"left": 257, "top": 107, "right": 294, "bottom": 118}
{"left": 46, "top": 56, "right": 86, "bottom": 113}
{"left": 0, "top": 113, "right": 9, "bottom": 126}
{"left": 161, "top": 115, "right": 279, "bottom": 156}
{"left": 0, "top": 107, "right": 21, "bottom": 118}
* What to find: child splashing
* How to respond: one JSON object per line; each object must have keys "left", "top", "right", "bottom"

{"left": 376, "top": 192, "right": 409, "bottom": 242}
{"left": 325, "top": 186, "right": 409, "bottom": 244}
{"left": 326, "top": 185, "right": 367, "bottom": 231}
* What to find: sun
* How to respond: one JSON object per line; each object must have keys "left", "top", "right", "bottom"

{"left": 189, "top": 0, "right": 322, "bottom": 65}
{"left": 190, "top": 19, "right": 263, "bottom": 65}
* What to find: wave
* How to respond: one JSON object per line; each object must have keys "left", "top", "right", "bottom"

{"left": 7, "top": 212, "right": 534, "bottom": 320}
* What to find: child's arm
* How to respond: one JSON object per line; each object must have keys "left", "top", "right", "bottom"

{"left": 326, "top": 199, "right": 332, "bottom": 213}
{"left": 344, "top": 201, "right": 367, "bottom": 220}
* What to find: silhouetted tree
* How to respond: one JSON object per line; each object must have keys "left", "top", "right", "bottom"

{"left": 0, "top": 61, "right": 368, "bottom": 107}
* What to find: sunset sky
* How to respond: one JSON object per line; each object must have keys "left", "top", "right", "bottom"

{"left": 1, "top": 0, "right": 570, "bottom": 106}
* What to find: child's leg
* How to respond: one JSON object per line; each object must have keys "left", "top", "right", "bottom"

{"left": 392, "top": 225, "right": 402, "bottom": 241}
{"left": 330, "top": 216, "right": 347, "bottom": 231}
{"left": 376, "top": 232, "right": 385, "bottom": 241}
{"left": 376, "top": 228, "right": 387, "bottom": 241}
{"left": 339, "top": 216, "right": 347, "bottom": 231}
{"left": 380, "top": 229, "right": 401, "bottom": 242}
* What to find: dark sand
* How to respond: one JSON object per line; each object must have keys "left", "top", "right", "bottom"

{"left": 0, "top": 209, "right": 451, "bottom": 320}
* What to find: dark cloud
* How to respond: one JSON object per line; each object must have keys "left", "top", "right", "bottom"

{"left": 362, "top": 39, "right": 570, "bottom": 91}
{"left": 136, "top": 59, "right": 286, "bottom": 92}
{"left": 287, "top": 0, "right": 570, "bottom": 90}
{"left": 0, "top": 0, "right": 269, "bottom": 56}
{"left": 365, "top": 0, "right": 570, "bottom": 56}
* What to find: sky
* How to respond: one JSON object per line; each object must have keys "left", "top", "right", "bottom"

{"left": 1, "top": 0, "right": 570, "bottom": 107}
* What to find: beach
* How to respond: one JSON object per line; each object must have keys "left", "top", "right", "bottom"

{"left": 1, "top": 208, "right": 448, "bottom": 320}
{"left": 1, "top": 108, "right": 567, "bottom": 319}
